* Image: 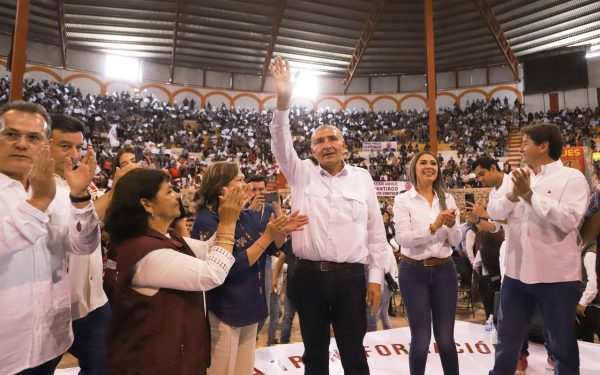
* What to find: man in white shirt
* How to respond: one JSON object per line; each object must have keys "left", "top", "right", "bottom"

{"left": 0, "top": 102, "right": 101, "bottom": 374}
{"left": 269, "top": 57, "right": 388, "bottom": 375}
{"left": 48, "top": 114, "right": 109, "bottom": 375}
{"left": 487, "top": 123, "right": 589, "bottom": 375}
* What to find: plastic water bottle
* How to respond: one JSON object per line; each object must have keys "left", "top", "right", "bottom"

{"left": 484, "top": 315, "right": 493, "bottom": 341}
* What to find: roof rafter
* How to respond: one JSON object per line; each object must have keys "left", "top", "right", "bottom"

{"left": 169, "top": 0, "right": 181, "bottom": 83}
{"left": 474, "top": 0, "right": 520, "bottom": 81}
{"left": 343, "top": 0, "right": 387, "bottom": 93}
{"left": 260, "top": 0, "right": 287, "bottom": 91}
{"left": 56, "top": 0, "right": 67, "bottom": 67}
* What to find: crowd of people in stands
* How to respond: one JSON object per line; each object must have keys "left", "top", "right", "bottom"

{"left": 0, "top": 75, "right": 599, "bottom": 191}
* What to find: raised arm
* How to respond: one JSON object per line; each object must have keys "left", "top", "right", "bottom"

{"left": 268, "top": 56, "right": 310, "bottom": 187}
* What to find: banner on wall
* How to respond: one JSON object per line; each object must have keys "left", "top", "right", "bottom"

{"left": 560, "top": 146, "right": 585, "bottom": 172}
{"left": 252, "top": 321, "right": 600, "bottom": 375}
{"left": 362, "top": 142, "right": 398, "bottom": 152}
{"left": 374, "top": 181, "right": 412, "bottom": 196}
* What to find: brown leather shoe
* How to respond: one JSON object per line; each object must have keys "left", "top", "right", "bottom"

{"left": 515, "top": 354, "right": 528, "bottom": 374}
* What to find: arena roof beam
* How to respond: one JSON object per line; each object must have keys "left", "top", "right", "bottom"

{"left": 169, "top": 0, "right": 181, "bottom": 84}
{"left": 425, "top": 0, "right": 437, "bottom": 154}
{"left": 56, "top": 0, "right": 67, "bottom": 67}
{"left": 343, "top": 0, "right": 387, "bottom": 94}
{"left": 9, "top": 0, "right": 30, "bottom": 102}
{"left": 260, "top": 0, "right": 287, "bottom": 91}
{"left": 473, "top": 0, "right": 520, "bottom": 81}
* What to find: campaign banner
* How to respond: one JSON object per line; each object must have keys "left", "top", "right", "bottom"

{"left": 362, "top": 142, "right": 398, "bottom": 152}
{"left": 54, "top": 322, "right": 600, "bottom": 375}
{"left": 374, "top": 181, "right": 412, "bottom": 196}
{"left": 561, "top": 146, "right": 585, "bottom": 172}
{"left": 252, "top": 321, "right": 600, "bottom": 375}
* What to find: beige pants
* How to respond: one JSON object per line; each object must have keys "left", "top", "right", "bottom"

{"left": 207, "top": 312, "right": 258, "bottom": 375}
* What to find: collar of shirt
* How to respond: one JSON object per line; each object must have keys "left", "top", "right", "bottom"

{"left": 407, "top": 186, "right": 442, "bottom": 204}
{"left": 318, "top": 162, "right": 350, "bottom": 178}
{"left": 535, "top": 159, "right": 563, "bottom": 177}
{"left": 0, "top": 171, "right": 24, "bottom": 191}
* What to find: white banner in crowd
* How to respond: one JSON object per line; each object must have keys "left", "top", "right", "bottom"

{"left": 374, "top": 181, "right": 412, "bottom": 196}
{"left": 362, "top": 142, "right": 398, "bottom": 152}
{"left": 252, "top": 322, "right": 600, "bottom": 375}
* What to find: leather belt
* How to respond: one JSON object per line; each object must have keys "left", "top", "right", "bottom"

{"left": 399, "top": 253, "right": 452, "bottom": 267}
{"left": 297, "top": 259, "right": 365, "bottom": 272}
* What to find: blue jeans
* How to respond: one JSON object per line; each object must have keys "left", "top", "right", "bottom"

{"left": 280, "top": 292, "right": 296, "bottom": 344}
{"left": 399, "top": 259, "right": 459, "bottom": 375}
{"left": 367, "top": 285, "right": 393, "bottom": 331}
{"left": 490, "top": 276, "right": 580, "bottom": 375}
{"left": 267, "top": 291, "right": 282, "bottom": 345}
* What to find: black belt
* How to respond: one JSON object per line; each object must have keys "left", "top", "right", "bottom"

{"left": 297, "top": 259, "right": 365, "bottom": 272}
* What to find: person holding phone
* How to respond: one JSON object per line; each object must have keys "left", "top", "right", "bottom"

{"left": 393, "top": 151, "right": 462, "bottom": 375}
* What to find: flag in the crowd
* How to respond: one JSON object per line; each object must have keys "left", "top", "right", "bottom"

{"left": 108, "top": 124, "right": 120, "bottom": 147}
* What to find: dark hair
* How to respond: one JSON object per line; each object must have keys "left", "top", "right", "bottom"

{"left": 408, "top": 151, "right": 448, "bottom": 210}
{"left": 197, "top": 161, "right": 239, "bottom": 211}
{"left": 0, "top": 100, "right": 51, "bottom": 136}
{"left": 50, "top": 114, "right": 84, "bottom": 136}
{"left": 110, "top": 146, "right": 136, "bottom": 178}
{"left": 104, "top": 168, "right": 170, "bottom": 245}
{"left": 471, "top": 156, "right": 501, "bottom": 172}
{"left": 522, "top": 123, "right": 564, "bottom": 161}
{"left": 246, "top": 174, "right": 267, "bottom": 184}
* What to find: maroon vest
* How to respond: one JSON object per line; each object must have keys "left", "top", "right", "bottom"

{"left": 108, "top": 229, "right": 210, "bottom": 375}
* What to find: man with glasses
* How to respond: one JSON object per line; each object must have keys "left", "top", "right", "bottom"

{"left": 0, "top": 102, "right": 101, "bottom": 375}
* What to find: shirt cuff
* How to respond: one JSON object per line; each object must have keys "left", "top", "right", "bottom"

{"left": 208, "top": 246, "right": 236, "bottom": 273}
{"left": 271, "top": 109, "right": 290, "bottom": 125}
{"left": 368, "top": 267, "right": 384, "bottom": 285}
{"left": 71, "top": 200, "right": 95, "bottom": 214}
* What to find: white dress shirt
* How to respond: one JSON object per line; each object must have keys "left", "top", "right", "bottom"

{"left": 0, "top": 172, "right": 101, "bottom": 374}
{"left": 60, "top": 178, "right": 108, "bottom": 321}
{"left": 580, "top": 251, "right": 598, "bottom": 307}
{"left": 131, "top": 236, "right": 235, "bottom": 296}
{"left": 490, "top": 173, "right": 511, "bottom": 280}
{"left": 487, "top": 160, "right": 589, "bottom": 284}
{"left": 269, "top": 109, "right": 388, "bottom": 283}
{"left": 393, "top": 188, "right": 462, "bottom": 260}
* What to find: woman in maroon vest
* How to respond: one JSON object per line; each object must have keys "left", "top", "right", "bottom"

{"left": 104, "top": 168, "right": 249, "bottom": 374}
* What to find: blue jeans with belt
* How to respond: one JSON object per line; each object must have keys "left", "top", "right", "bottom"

{"left": 489, "top": 276, "right": 580, "bottom": 375}
{"left": 398, "top": 259, "right": 459, "bottom": 375}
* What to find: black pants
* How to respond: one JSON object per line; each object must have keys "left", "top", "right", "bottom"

{"left": 576, "top": 305, "right": 600, "bottom": 343}
{"left": 16, "top": 356, "right": 62, "bottom": 375}
{"left": 479, "top": 275, "right": 501, "bottom": 318}
{"left": 291, "top": 262, "right": 368, "bottom": 375}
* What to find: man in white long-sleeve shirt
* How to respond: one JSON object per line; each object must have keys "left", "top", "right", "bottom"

{"left": 268, "top": 57, "right": 388, "bottom": 375}
{"left": 0, "top": 102, "right": 101, "bottom": 375}
{"left": 48, "top": 114, "right": 110, "bottom": 375}
{"left": 487, "top": 123, "right": 589, "bottom": 375}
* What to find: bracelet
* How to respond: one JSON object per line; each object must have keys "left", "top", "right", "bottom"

{"left": 215, "top": 240, "right": 235, "bottom": 248}
{"left": 215, "top": 234, "right": 235, "bottom": 241}
{"left": 520, "top": 190, "right": 533, "bottom": 199}
{"left": 69, "top": 193, "right": 92, "bottom": 203}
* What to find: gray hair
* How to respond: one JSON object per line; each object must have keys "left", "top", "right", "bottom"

{"left": 310, "top": 124, "right": 343, "bottom": 145}
{"left": 0, "top": 101, "right": 51, "bottom": 138}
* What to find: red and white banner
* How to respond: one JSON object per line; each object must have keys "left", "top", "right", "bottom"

{"left": 252, "top": 321, "right": 600, "bottom": 375}
{"left": 374, "top": 181, "right": 412, "bottom": 196}
{"left": 54, "top": 322, "right": 600, "bottom": 375}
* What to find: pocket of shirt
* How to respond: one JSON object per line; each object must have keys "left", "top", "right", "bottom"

{"left": 342, "top": 190, "right": 366, "bottom": 222}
